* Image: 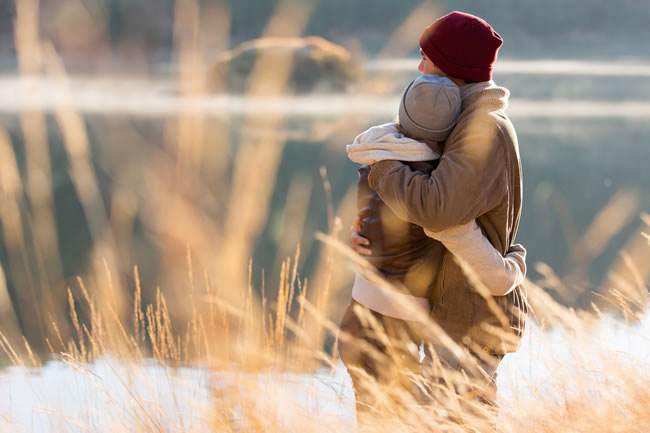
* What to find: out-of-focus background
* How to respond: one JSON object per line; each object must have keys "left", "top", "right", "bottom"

{"left": 1, "top": 0, "right": 649, "bottom": 358}
{"left": 3, "top": 0, "right": 650, "bottom": 64}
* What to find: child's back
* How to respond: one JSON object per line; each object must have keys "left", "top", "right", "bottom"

{"left": 349, "top": 75, "right": 462, "bottom": 300}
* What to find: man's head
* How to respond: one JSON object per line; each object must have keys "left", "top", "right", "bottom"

{"left": 419, "top": 11, "right": 503, "bottom": 83}
{"left": 417, "top": 48, "right": 446, "bottom": 76}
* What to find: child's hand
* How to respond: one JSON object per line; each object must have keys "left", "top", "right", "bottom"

{"left": 350, "top": 216, "right": 372, "bottom": 256}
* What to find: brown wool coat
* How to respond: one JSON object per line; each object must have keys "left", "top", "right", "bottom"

{"left": 368, "top": 86, "right": 527, "bottom": 355}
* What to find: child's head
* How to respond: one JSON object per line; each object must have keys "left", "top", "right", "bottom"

{"left": 397, "top": 75, "right": 461, "bottom": 143}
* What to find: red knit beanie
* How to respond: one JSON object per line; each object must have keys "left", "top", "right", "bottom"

{"left": 419, "top": 11, "right": 503, "bottom": 82}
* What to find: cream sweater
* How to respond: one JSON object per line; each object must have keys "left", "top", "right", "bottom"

{"left": 347, "top": 122, "right": 527, "bottom": 321}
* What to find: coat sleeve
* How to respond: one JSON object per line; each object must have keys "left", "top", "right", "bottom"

{"left": 426, "top": 221, "right": 527, "bottom": 296}
{"left": 367, "top": 117, "right": 509, "bottom": 233}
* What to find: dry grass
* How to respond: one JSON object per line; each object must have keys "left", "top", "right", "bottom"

{"left": 0, "top": 0, "right": 649, "bottom": 432}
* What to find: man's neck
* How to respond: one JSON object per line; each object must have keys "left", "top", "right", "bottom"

{"left": 448, "top": 77, "right": 467, "bottom": 87}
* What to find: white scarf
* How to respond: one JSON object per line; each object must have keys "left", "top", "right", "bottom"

{"left": 346, "top": 122, "right": 440, "bottom": 165}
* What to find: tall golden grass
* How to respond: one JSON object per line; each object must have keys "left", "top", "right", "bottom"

{"left": 0, "top": 0, "right": 649, "bottom": 432}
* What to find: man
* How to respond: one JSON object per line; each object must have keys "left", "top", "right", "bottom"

{"left": 341, "top": 10, "right": 527, "bottom": 415}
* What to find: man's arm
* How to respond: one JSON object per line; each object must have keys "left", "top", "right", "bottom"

{"left": 367, "top": 117, "right": 509, "bottom": 233}
{"left": 426, "top": 221, "right": 526, "bottom": 296}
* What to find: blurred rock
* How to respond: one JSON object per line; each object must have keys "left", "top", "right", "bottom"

{"left": 207, "top": 36, "right": 363, "bottom": 94}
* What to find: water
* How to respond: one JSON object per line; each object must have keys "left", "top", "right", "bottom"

{"left": 0, "top": 58, "right": 649, "bottom": 334}
{"left": 2, "top": 314, "right": 650, "bottom": 432}
{"left": 368, "top": 58, "right": 650, "bottom": 77}
{"left": 2, "top": 73, "right": 650, "bottom": 117}
{"left": 0, "top": 357, "right": 355, "bottom": 432}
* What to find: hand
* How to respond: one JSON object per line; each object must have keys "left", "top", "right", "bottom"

{"left": 350, "top": 216, "right": 372, "bottom": 256}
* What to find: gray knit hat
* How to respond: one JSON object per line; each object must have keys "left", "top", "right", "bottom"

{"left": 397, "top": 75, "right": 461, "bottom": 142}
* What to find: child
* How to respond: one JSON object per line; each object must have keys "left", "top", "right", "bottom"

{"left": 339, "top": 74, "right": 526, "bottom": 414}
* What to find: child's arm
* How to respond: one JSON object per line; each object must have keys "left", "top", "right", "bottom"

{"left": 425, "top": 222, "right": 526, "bottom": 296}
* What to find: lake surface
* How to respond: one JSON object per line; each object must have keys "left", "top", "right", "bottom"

{"left": 2, "top": 313, "right": 649, "bottom": 432}
{"left": 0, "top": 58, "right": 649, "bottom": 320}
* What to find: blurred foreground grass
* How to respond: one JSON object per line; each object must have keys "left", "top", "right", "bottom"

{"left": 1, "top": 1, "right": 650, "bottom": 432}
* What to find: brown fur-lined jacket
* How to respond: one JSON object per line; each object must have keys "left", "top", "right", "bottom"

{"left": 367, "top": 83, "right": 527, "bottom": 354}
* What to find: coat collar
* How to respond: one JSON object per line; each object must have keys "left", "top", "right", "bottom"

{"left": 460, "top": 80, "right": 510, "bottom": 112}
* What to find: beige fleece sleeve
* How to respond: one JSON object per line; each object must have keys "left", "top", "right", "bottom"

{"left": 425, "top": 221, "right": 527, "bottom": 296}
